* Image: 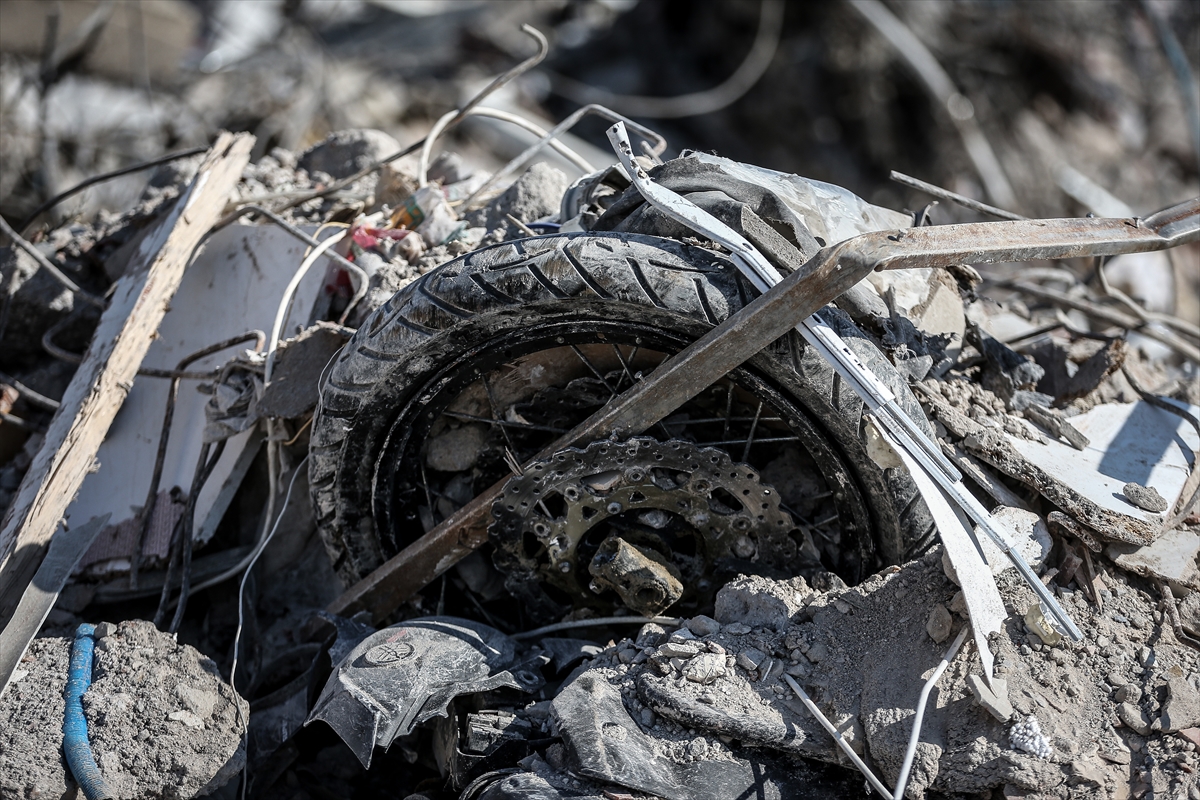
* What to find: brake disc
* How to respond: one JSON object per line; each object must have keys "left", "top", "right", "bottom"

{"left": 490, "top": 437, "right": 812, "bottom": 620}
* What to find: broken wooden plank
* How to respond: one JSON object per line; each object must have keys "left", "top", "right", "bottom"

{"left": 0, "top": 132, "right": 254, "bottom": 628}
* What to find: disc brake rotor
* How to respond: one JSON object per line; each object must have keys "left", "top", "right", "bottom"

{"left": 490, "top": 437, "right": 812, "bottom": 619}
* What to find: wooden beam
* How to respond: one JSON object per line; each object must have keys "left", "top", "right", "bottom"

{"left": 0, "top": 132, "right": 254, "bottom": 627}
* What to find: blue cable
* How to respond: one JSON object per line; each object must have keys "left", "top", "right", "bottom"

{"left": 63, "top": 623, "right": 115, "bottom": 800}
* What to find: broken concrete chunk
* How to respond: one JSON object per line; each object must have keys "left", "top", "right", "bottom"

{"left": 1122, "top": 482, "right": 1168, "bottom": 513}
{"left": 685, "top": 615, "right": 721, "bottom": 637}
{"left": 926, "top": 603, "right": 953, "bottom": 643}
{"left": 684, "top": 652, "right": 726, "bottom": 684}
{"left": 1161, "top": 677, "right": 1200, "bottom": 733}
{"left": 0, "top": 621, "right": 245, "bottom": 800}
{"left": 1107, "top": 529, "right": 1200, "bottom": 593}
{"left": 942, "top": 506, "right": 1051, "bottom": 584}
{"left": 659, "top": 640, "right": 701, "bottom": 659}
{"left": 1180, "top": 592, "right": 1200, "bottom": 640}
{"left": 1117, "top": 702, "right": 1152, "bottom": 736}
{"left": 735, "top": 648, "right": 767, "bottom": 671}
{"left": 714, "top": 574, "right": 806, "bottom": 633}
{"left": 968, "top": 674, "right": 1013, "bottom": 722}
{"left": 467, "top": 163, "right": 570, "bottom": 237}
{"left": 298, "top": 128, "right": 401, "bottom": 181}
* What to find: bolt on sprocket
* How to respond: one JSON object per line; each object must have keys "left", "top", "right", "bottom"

{"left": 490, "top": 437, "right": 814, "bottom": 621}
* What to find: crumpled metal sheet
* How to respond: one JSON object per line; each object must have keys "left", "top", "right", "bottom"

{"left": 307, "top": 616, "right": 544, "bottom": 768}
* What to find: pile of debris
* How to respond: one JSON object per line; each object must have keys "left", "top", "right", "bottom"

{"left": 1, "top": 12, "right": 1199, "bottom": 800}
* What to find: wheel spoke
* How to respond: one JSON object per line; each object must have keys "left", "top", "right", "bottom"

{"left": 610, "top": 344, "right": 636, "bottom": 388}
{"left": 569, "top": 344, "right": 617, "bottom": 395}
{"left": 442, "top": 410, "right": 567, "bottom": 434}
{"left": 695, "top": 435, "right": 799, "bottom": 447}
{"left": 480, "top": 372, "right": 517, "bottom": 452}
{"left": 740, "top": 400, "right": 764, "bottom": 462}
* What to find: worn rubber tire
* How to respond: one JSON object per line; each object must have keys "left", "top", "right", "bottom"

{"left": 310, "top": 233, "right": 936, "bottom": 587}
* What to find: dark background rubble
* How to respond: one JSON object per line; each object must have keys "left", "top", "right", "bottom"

{"left": 2, "top": 2, "right": 1199, "bottom": 800}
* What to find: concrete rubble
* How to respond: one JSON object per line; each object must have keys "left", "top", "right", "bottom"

{"left": 1, "top": 2, "right": 1199, "bottom": 799}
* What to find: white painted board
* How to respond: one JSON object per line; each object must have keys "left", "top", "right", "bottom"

{"left": 1010, "top": 400, "right": 1199, "bottom": 524}
{"left": 68, "top": 222, "right": 328, "bottom": 574}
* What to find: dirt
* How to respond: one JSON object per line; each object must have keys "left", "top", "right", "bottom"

{"left": 0, "top": 620, "right": 247, "bottom": 800}
{"left": 546, "top": 546, "right": 1200, "bottom": 799}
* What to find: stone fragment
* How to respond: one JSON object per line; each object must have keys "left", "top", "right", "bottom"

{"left": 943, "top": 506, "right": 1051, "bottom": 584}
{"left": 968, "top": 674, "right": 1013, "bottom": 722}
{"left": 167, "top": 710, "right": 204, "bottom": 729}
{"left": 722, "top": 623, "right": 751, "bottom": 636}
{"left": 926, "top": 603, "right": 953, "bottom": 643}
{"left": 736, "top": 648, "right": 767, "bottom": 671}
{"left": 949, "top": 590, "right": 968, "bottom": 617}
{"left": 1115, "top": 684, "right": 1142, "bottom": 704}
{"left": 1107, "top": 529, "right": 1200, "bottom": 592}
{"left": 298, "top": 128, "right": 401, "bottom": 180}
{"left": 659, "top": 640, "right": 701, "bottom": 659}
{"left": 1122, "top": 482, "right": 1168, "bottom": 513}
{"left": 714, "top": 574, "right": 808, "bottom": 632}
{"left": 683, "top": 652, "right": 727, "bottom": 684}
{"left": 1162, "top": 677, "right": 1200, "bottom": 733}
{"left": 424, "top": 424, "right": 488, "bottom": 472}
{"left": 1180, "top": 593, "right": 1200, "bottom": 639}
{"left": 686, "top": 615, "right": 721, "bottom": 637}
{"left": 1117, "top": 702, "right": 1152, "bottom": 736}
{"left": 93, "top": 621, "right": 117, "bottom": 639}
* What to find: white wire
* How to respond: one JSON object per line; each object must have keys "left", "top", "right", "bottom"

{"left": 266, "top": 228, "right": 346, "bottom": 383}
{"left": 229, "top": 452, "right": 308, "bottom": 694}
{"left": 892, "top": 625, "right": 970, "bottom": 799}
{"left": 418, "top": 106, "right": 594, "bottom": 188}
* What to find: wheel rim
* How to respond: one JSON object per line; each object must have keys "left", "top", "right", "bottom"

{"left": 371, "top": 319, "right": 875, "bottom": 620}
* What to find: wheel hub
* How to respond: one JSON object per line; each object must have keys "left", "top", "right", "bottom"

{"left": 490, "top": 437, "right": 815, "bottom": 619}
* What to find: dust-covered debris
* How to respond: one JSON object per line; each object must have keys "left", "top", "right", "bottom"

{"left": 0, "top": 621, "right": 246, "bottom": 800}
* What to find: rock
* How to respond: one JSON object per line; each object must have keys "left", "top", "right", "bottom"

{"left": 736, "top": 648, "right": 767, "bottom": 671}
{"left": 659, "top": 640, "right": 702, "bottom": 659}
{"left": 949, "top": 590, "right": 968, "bottom": 617}
{"left": 1122, "top": 482, "right": 1168, "bottom": 513}
{"left": 467, "top": 162, "right": 570, "bottom": 237}
{"left": 722, "top": 622, "right": 752, "bottom": 636}
{"left": 636, "top": 623, "right": 669, "bottom": 647}
{"left": 1180, "top": 593, "right": 1200, "bottom": 639}
{"left": 714, "top": 574, "right": 808, "bottom": 632}
{"left": 93, "top": 621, "right": 118, "bottom": 639}
{"left": 968, "top": 674, "right": 1013, "bottom": 722}
{"left": 175, "top": 685, "right": 217, "bottom": 720}
{"left": 805, "top": 641, "right": 828, "bottom": 663}
{"left": 1098, "top": 737, "right": 1132, "bottom": 764}
{"left": 683, "top": 652, "right": 727, "bottom": 684}
{"left": 686, "top": 615, "right": 721, "bottom": 637}
{"left": 1117, "top": 702, "right": 1153, "bottom": 736}
{"left": 168, "top": 709, "right": 204, "bottom": 729}
{"left": 1107, "top": 529, "right": 1200, "bottom": 592}
{"left": 424, "top": 423, "right": 488, "bottom": 472}
{"left": 298, "top": 128, "right": 401, "bottom": 180}
{"left": 1115, "top": 684, "right": 1142, "bottom": 704}
{"left": 1161, "top": 677, "right": 1200, "bottom": 733}
{"left": 926, "top": 603, "right": 953, "bottom": 643}
{"left": 943, "top": 506, "right": 1051, "bottom": 584}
